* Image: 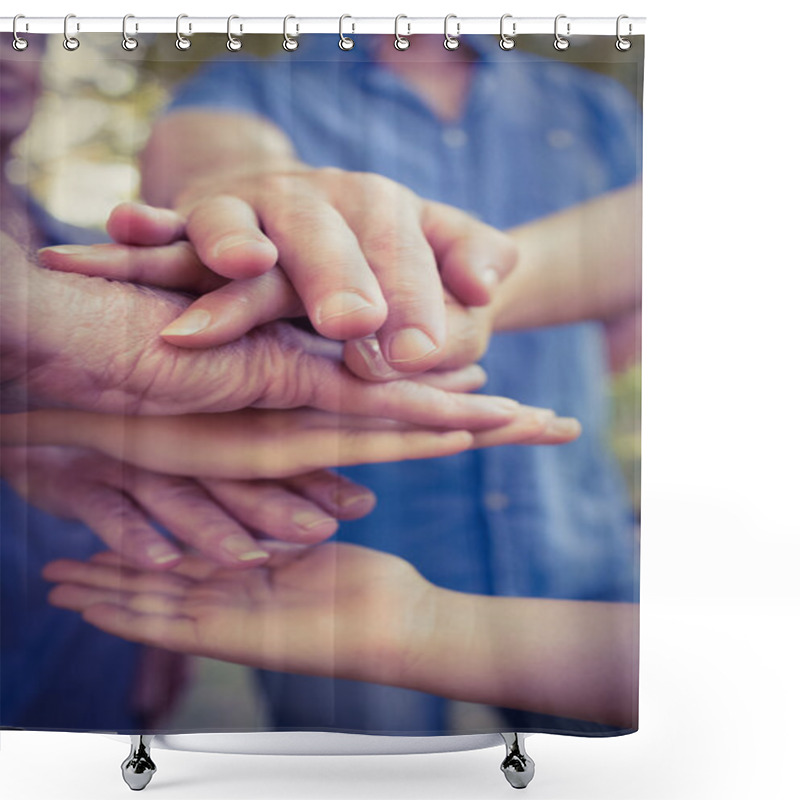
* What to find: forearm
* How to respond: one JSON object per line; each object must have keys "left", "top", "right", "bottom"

{"left": 383, "top": 588, "right": 639, "bottom": 729}
{"left": 492, "top": 182, "right": 642, "bottom": 331}
{"left": 141, "top": 110, "right": 305, "bottom": 208}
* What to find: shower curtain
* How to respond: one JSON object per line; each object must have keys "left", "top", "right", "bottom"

{"left": 0, "top": 25, "right": 643, "bottom": 742}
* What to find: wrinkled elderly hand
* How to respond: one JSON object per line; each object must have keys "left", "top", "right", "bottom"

{"left": 40, "top": 201, "right": 498, "bottom": 380}
{"left": 4, "top": 231, "right": 519, "bottom": 428}
{"left": 1, "top": 446, "right": 376, "bottom": 570}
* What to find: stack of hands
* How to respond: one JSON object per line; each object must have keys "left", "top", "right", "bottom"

{"left": 2, "top": 171, "right": 636, "bottom": 721}
{"left": 2, "top": 172, "right": 581, "bottom": 571}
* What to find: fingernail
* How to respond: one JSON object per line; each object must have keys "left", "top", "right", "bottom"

{"left": 146, "top": 543, "right": 182, "bottom": 565}
{"left": 291, "top": 511, "right": 337, "bottom": 531}
{"left": 353, "top": 336, "right": 403, "bottom": 379}
{"left": 337, "top": 491, "right": 375, "bottom": 509}
{"left": 221, "top": 536, "right": 270, "bottom": 562}
{"left": 316, "top": 291, "right": 377, "bottom": 326}
{"left": 545, "top": 417, "right": 582, "bottom": 437}
{"left": 38, "top": 245, "right": 89, "bottom": 256}
{"left": 386, "top": 327, "right": 438, "bottom": 364}
{"left": 480, "top": 268, "right": 499, "bottom": 289}
{"left": 160, "top": 309, "right": 212, "bottom": 337}
{"left": 212, "top": 235, "right": 273, "bottom": 260}
{"left": 469, "top": 395, "right": 519, "bottom": 416}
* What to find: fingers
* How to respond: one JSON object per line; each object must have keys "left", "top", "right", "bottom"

{"left": 252, "top": 184, "right": 388, "bottom": 340}
{"left": 38, "top": 241, "right": 226, "bottom": 294}
{"left": 131, "top": 472, "right": 271, "bottom": 568}
{"left": 107, "top": 202, "right": 185, "bottom": 246}
{"left": 88, "top": 548, "right": 222, "bottom": 581}
{"left": 280, "top": 471, "right": 376, "bottom": 521}
{"left": 159, "top": 268, "right": 304, "bottom": 347}
{"left": 245, "top": 429, "right": 474, "bottom": 477}
{"left": 422, "top": 200, "right": 518, "bottom": 307}
{"left": 76, "top": 483, "right": 184, "bottom": 570}
{"left": 43, "top": 558, "right": 191, "bottom": 596}
{"left": 470, "top": 408, "right": 582, "bottom": 449}
{"left": 342, "top": 179, "right": 447, "bottom": 371}
{"left": 200, "top": 477, "right": 341, "bottom": 545}
{"left": 299, "top": 362, "right": 521, "bottom": 431}
{"left": 184, "top": 195, "right": 279, "bottom": 279}
{"left": 342, "top": 305, "right": 491, "bottom": 381}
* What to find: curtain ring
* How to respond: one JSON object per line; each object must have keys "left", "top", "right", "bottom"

{"left": 176, "top": 14, "right": 191, "bottom": 50}
{"left": 63, "top": 14, "right": 80, "bottom": 51}
{"left": 394, "top": 15, "right": 410, "bottom": 51}
{"left": 553, "top": 14, "right": 570, "bottom": 51}
{"left": 283, "top": 15, "right": 299, "bottom": 51}
{"left": 443, "top": 14, "right": 460, "bottom": 51}
{"left": 227, "top": 15, "right": 242, "bottom": 51}
{"left": 339, "top": 14, "right": 354, "bottom": 50}
{"left": 12, "top": 15, "right": 29, "bottom": 51}
{"left": 499, "top": 14, "right": 516, "bottom": 50}
{"left": 122, "top": 14, "right": 138, "bottom": 51}
{"left": 616, "top": 15, "right": 632, "bottom": 51}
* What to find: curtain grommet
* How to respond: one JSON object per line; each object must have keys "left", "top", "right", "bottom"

{"left": 553, "top": 14, "right": 570, "bottom": 51}
{"left": 12, "top": 15, "right": 29, "bottom": 51}
{"left": 444, "top": 14, "right": 460, "bottom": 51}
{"left": 176, "top": 14, "right": 191, "bottom": 51}
{"left": 283, "top": 15, "right": 299, "bottom": 51}
{"left": 63, "top": 14, "right": 80, "bottom": 51}
{"left": 499, "top": 14, "right": 516, "bottom": 50}
{"left": 616, "top": 15, "right": 632, "bottom": 51}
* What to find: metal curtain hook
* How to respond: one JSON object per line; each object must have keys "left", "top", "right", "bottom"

{"left": 394, "top": 14, "right": 410, "bottom": 50}
{"left": 616, "top": 14, "right": 632, "bottom": 51}
{"left": 339, "top": 14, "right": 354, "bottom": 50}
{"left": 12, "top": 15, "right": 29, "bottom": 51}
{"left": 122, "top": 14, "right": 138, "bottom": 51}
{"left": 176, "top": 14, "right": 191, "bottom": 50}
{"left": 63, "top": 14, "right": 80, "bottom": 51}
{"left": 283, "top": 15, "right": 299, "bottom": 51}
{"left": 499, "top": 14, "right": 516, "bottom": 50}
{"left": 227, "top": 15, "right": 242, "bottom": 51}
{"left": 444, "top": 14, "right": 459, "bottom": 51}
{"left": 553, "top": 14, "right": 570, "bottom": 51}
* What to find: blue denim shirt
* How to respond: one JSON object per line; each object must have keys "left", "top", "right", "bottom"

{"left": 0, "top": 204, "right": 144, "bottom": 731}
{"left": 170, "top": 36, "right": 642, "bottom": 604}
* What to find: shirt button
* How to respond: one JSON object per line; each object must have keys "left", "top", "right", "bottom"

{"left": 442, "top": 128, "right": 468, "bottom": 148}
{"left": 483, "top": 491, "right": 510, "bottom": 512}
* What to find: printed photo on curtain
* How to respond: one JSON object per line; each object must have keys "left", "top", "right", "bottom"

{"left": 1, "top": 25, "right": 643, "bottom": 748}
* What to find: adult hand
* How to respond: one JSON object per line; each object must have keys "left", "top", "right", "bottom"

{"left": 6, "top": 233, "right": 521, "bottom": 427}
{"left": 114, "top": 167, "right": 516, "bottom": 372}
{"left": 40, "top": 203, "right": 498, "bottom": 379}
{"left": 0, "top": 446, "right": 375, "bottom": 570}
{"left": 2, "top": 405, "right": 580, "bottom": 481}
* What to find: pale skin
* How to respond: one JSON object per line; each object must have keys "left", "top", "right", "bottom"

{"left": 0, "top": 405, "right": 581, "bottom": 481}
{"left": 43, "top": 543, "right": 638, "bottom": 729}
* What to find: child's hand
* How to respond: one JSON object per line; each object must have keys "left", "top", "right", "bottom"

{"left": 1, "top": 446, "right": 375, "bottom": 570}
{"left": 3, "top": 406, "right": 580, "bottom": 481}
{"left": 43, "top": 543, "right": 434, "bottom": 682}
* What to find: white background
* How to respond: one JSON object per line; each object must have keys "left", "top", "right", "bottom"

{"left": 2, "top": 1, "right": 799, "bottom": 798}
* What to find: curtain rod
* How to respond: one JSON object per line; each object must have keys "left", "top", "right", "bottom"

{"left": 1, "top": 16, "right": 646, "bottom": 37}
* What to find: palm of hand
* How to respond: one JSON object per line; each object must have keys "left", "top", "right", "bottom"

{"left": 46, "top": 544, "right": 432, "bottom": 680}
